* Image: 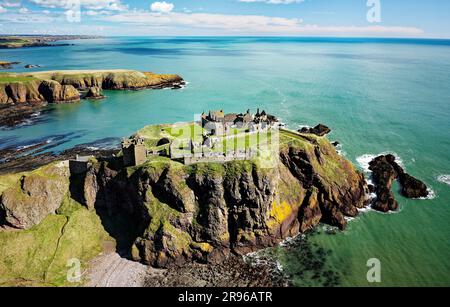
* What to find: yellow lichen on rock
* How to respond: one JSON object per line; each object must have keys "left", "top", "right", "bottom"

{"left": 268, "top": 200, "right": 294, "bottom": 229}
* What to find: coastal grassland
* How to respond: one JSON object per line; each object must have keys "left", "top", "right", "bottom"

{"left": 0, "top": 38, "right": 30, "bottom": 48}
{"left": 0, "top": 165, "right": 112, "bottom": 287}
{"left": 138, "top": 122, "right": 278, "bottom": 158}
{"left": 0, "top": 73, "right": 38, "bottom": 84}
{"left": 279, "top": 129, "right": 354, "bottom": 188}
{"left": 0, "top": 161, "right": 62, "bottom": 194}
{"left": 28, "top": 70, "right": 179, "bottom": 87}
{"left": 0, "top": 196, "right": 112, "bottom": 287}
{"left": 0, "top": 172, "right": 24, "bottom": 194}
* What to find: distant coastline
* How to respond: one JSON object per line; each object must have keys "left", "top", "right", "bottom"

{"left": 0, "top": 35, "right": 101, "bottom": 49}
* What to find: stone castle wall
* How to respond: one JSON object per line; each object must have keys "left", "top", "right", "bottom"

{"left": 182, "top": 149, "right": 256, "bottom": 165}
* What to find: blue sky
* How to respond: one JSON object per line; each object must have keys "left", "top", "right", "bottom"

{"left": 1, "top": 0, "right": 450, "bottom": 37}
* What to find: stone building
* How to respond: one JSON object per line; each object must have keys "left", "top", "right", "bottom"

{"left": 69, "top": 155, "right": 94, "bottom": 175}
{"left": 122, "top": 136, "right": 148, "bottom": 167}
{"left": 202, "top": 109, "right": 278, "bottom": 135}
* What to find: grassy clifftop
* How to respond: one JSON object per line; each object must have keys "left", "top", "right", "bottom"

{"left": 0, "top": 124, "right": 369, "bottom": 282}
{"left": 0, "top": 35, "right": 98, "bottom": 49}
{"left": 0, "top": 69, "right": 184, "bottom": 105}
{"left": 0, "top": 164, "right": 112, "bottom": 287}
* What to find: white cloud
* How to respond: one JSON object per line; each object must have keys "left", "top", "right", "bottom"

{"left": 28, "top": 0, "right": 127, "bottom": 11}
{"left": 150, "top": 1, "right": 174, "bottom": 13}
{"left": 0, "top": 9, "right": 54, "bottom": 23}
{"left": 102, "top": 11, "right": 423, "bottom": 37}
{"left": 0, "top": 5, "right": 6, "bottom": 13}
{"left": 238, "top": 0, "right": 304, "bottom": 4}
{"left": 1, "top": 0, "right": 21, "bottom": 8}
{"left": 105, "top": 11, "right": 302, "bottom": 32}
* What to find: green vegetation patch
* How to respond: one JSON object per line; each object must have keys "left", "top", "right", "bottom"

{"left": 145, "top": 191, "right": 183, "bottom": 234}
{"left": 0, "top": 196, "right": 112, "bottom": 287}
{"left": 0, "top": 73, "right": 39, "bottom": 84}
{"left": 186, "top": 162, "right": 226, "bottom": 177}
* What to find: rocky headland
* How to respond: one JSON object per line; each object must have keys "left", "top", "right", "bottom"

{"left": 0, "top": 70, "right": 184, "bottom": 127}
{"left": 0, "top": 35, "right": 99, "bottom": 49}
{"left": 0, "top": 123, "right": 430, "bottom": 286}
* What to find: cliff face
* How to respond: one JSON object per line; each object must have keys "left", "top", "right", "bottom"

{"left": 78, "top": 134, "right": 369, "bottom": 268}
{"left": 0, "top": 131, "right": 369, "bottom": 269}
{"left": 0, "top": 70, "right": 184, "bottom": 104}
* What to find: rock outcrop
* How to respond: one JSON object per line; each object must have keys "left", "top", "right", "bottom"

{"left": 369, "top": 154, "right": 428, "bottom": 212}
{"left": 0, "top": 128, "right": 369, "bottom": 268}
{"left": 0, "top": 70, "right": 184, "bottom": 105}
{"left": 39, "top": 80, "right": 80, "bottom": 103}
{"left": 299, "top": 124, "right": 331, "bottom": 137}
{"left": 84, "top": 87, "right": 105, "bottom": 100}
{"left": 0, "top": 61, "right": 20, "bottom": 70}
{"left": 0, "top": 162, "right": 70, "bottom": 229}
{"left": 24, "top": 64, "right": 42, "bottom": 69}
{"left": 0, "top": 70, "right": 185, "bottom": 127}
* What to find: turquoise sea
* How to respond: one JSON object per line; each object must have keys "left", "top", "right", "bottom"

{"left": 1, "top": 37, "right": 449, "bottom": 286}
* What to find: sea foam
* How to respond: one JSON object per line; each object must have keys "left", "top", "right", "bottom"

{"left": 419, "top": 188, "right": 437, "bottom": 200}
{"left": 437, "top": 175, "right": 450, "bottom": 186}
{"left": 356, "top": 152, "right": 404, "bottom": 173}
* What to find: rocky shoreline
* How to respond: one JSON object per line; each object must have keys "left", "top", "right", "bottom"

{"left": 0, "top": 70, "right": 185, "bottom": 128}
{"left": 0, "top": 121, "right": 431, "bottom": 286}
{"left": 0, "top": 35, "right": 99, "bottom": 49}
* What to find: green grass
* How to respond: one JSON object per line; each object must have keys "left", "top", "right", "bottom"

{"left": 0, "top": 38, "right": 30, "bottom": 48}
{"left": 0, "top": 173, "right": 24, "bottom": 195}
{"left": 145, "top": 191, "right": 183, "bottom": 234}
{"left": 0, "top": 73, "right": 38, "bottom": 83}
{"left": 141, "top": 122, "right": 278, "bottom": 158}
{"left": 0, "top": 196, "right": 112, "bottom": 287}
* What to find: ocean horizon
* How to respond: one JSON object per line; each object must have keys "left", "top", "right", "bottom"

{"left": 1, "top": 36, "right": 449, "bottom": 287}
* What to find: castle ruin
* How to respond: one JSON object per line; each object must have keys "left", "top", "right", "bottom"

{"left": 122, "top": 136, "right": 148, "bottom": 167}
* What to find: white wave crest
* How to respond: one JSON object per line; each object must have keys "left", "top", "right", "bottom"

{"left": 356, "top": 152, "right": 404, "bottom": 173}
{"left": 418, "top": 188, "right": 437, "bottom": 200}
{"left": 437, "top": 175, "right": 450, "bottom": 186}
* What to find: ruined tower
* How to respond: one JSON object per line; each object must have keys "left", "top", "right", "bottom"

{"left": 122, "top": 136, "right": 148, "bottom": 167}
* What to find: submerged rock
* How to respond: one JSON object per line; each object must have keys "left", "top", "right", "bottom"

{"left": 24, "top": 64, "right": 42, "bottom": 69}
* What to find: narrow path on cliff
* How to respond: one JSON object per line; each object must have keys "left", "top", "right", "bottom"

{"left": 43, "top": 216, "right": 70, "bottom": 285}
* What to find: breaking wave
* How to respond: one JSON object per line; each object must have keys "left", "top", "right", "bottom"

{"left": 356, "top": 152, "right": 404, "bottom": 173}
{"left": 437, "top": 175, "right": 450, "bottom": 186}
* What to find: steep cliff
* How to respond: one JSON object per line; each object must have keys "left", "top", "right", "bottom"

{"left": 0, "top": 162, "right": 111, "bottom": 286}
{"left": 78, "top": 131, "right": 369, "bottom": 268}
{"left": 0, "top": 70, "right": 184, "bottom": 104}
{"left": 0, "top": 129, "right": 369, "bottom": 278}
